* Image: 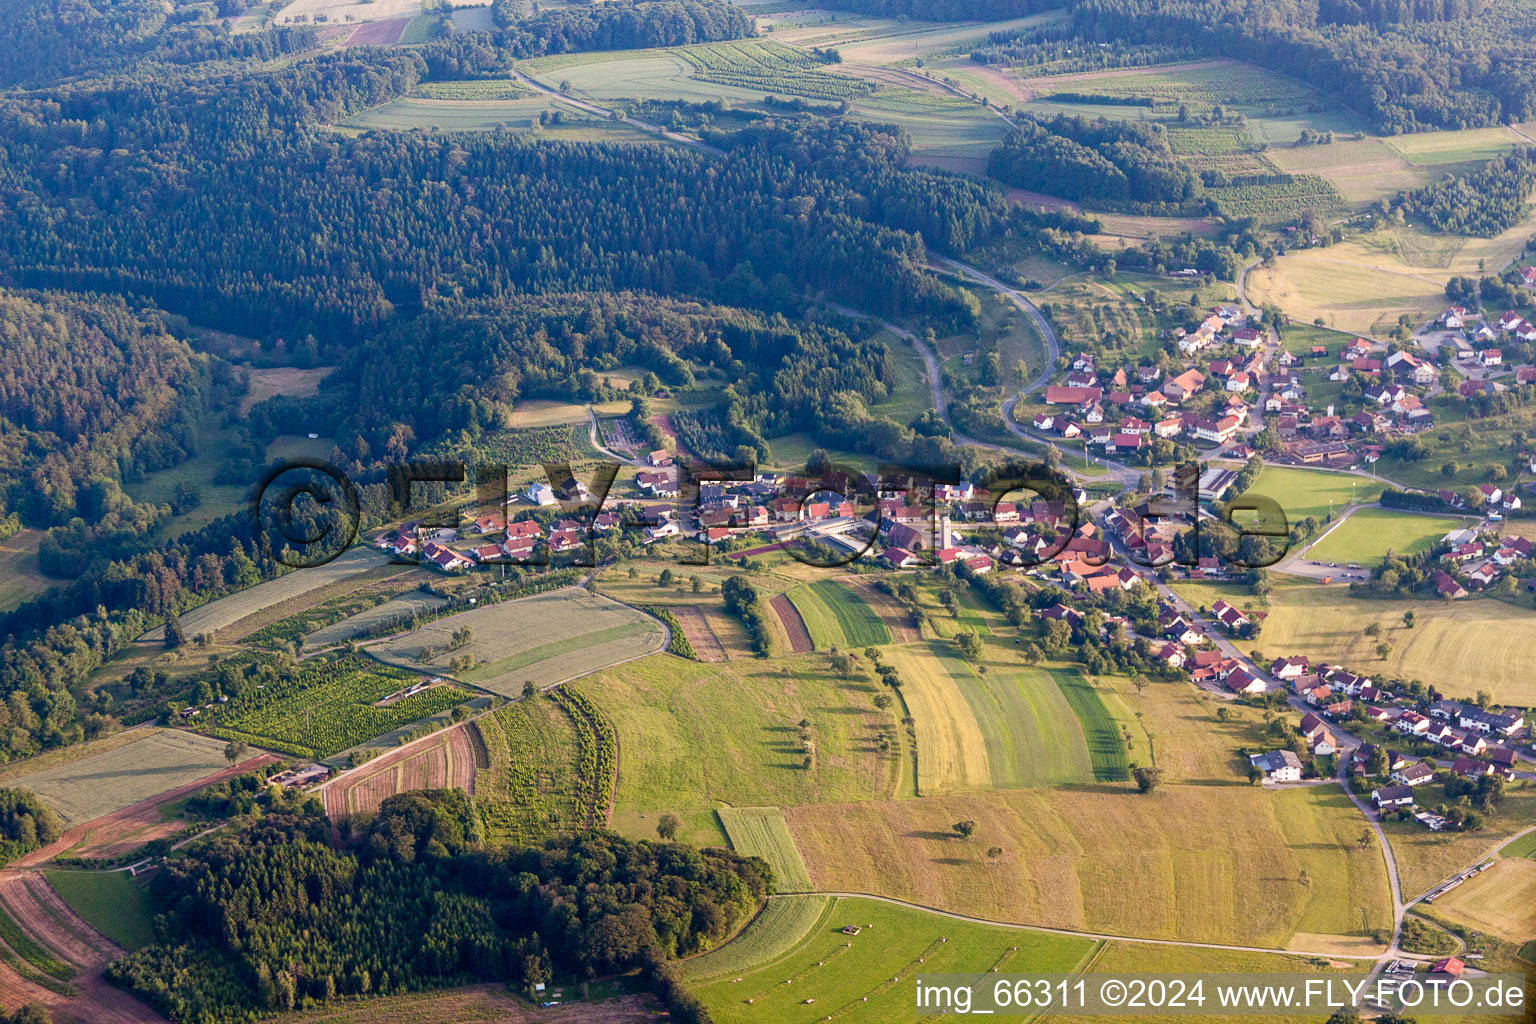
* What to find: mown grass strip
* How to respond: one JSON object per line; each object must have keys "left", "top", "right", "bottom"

{"left": 1050, "top": 668, "right": 1130, "bottom": 782}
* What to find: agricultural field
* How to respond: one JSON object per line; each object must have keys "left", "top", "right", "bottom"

{"left": 717, "top": 807, "right": 814, "bottom": 892}
{"left": 575, "top": 652, "right": 907, "bottom": 847}
{"left": 673, "top": 894, "right": 832, "bottom": 986}
{"left": 302, "top": 589, "right": 449, "bottom": 648}
{"left": 678, "top": 40, "right": 875, "bottom": 101}
{"left": 1051, "top": 665, "right": 1132, "bottom": 783}
{"left": 1430, "top": 854, "right": 1536, "bottom": 946}
{"left": 1264, "top": 137, "right": 1438, "bottom": 207}
{"left": 322, "top": 720, "right": 478, "bottom": 820}
{"left": 137, "top": 546, "right": 392, "bottom": 643}
{"left": 200, "top": 655, "right": 476, "bottom": 760}
{"left": 506, "top": 397, "right": 627, "bottom": 428}
{"left": 1303, "top": 508, "right": 1466, "bottom": 564}
{"left": 5, "top": 729, "right": 233, "bottom": 826}
{"left": 0, "top": 528, "right": 51, "bottom": 613}
{"left": 272, "top": 984, "right": 653, "bottom": 1024}
{"left": 237, "top": 364, "right": 333, "bottom": 415}
{"left": 1383, "top": 125, "right": 1524, "bottom": 167}
{"left": 851, "top": 89, "right": 1009, "bottom": 176}
{"left": 784, "top": 782, "right": 1392, "bottom": 949}
{"left": 471, "top": 697, "right": 589, "bottom": 844}
{"left": 1023, "top": 59, "right": 1330, "bottom": 122}
{"left": 1254, "top": 584, "right": 1536, "bottom": 705}
{"left": 369, "top": 588, "right": 665, "bottom": 697}
{"left": 1209, "top": 175, "right": 1345, "bottom": 222}
{"left": 40, "top": 870, "right": 154, "bottom": 951}
{"left": 784, "top": 581, "right": 890, "bottom": 649}
{"left": 688, "top": 896, "right": 1095, "bottom": 1024}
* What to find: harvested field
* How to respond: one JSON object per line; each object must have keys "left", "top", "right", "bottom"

{"left": 1432, "top": 856, "right": 1536, "bottom": 945}
{"left": 341, "top": 16, "right": 410, "bottom": 45}
{"left": 882, "top": 644, "right": 989, "bottom": 794}
{"left": 321, "top": 721, "right": 476, "bottom": 819}
{"left": 0, "top": 870, "right": 164, "bottom": 1024}
{"left": 842, "top": 577, "right": 918, "bottom": 642}
{"left": 669, "top": 604, "right": 727, "bottom": 662}
{"left": 6, "top": 730, "right": 240, "bottom": 827}
{"left": 674, "top": 894, "right": 832, "bottom": 985}
{"left": 369, "top": 588, "right": 665, "bottom": 696}
{"left": 238, "top": 365, "right": 333, "bottom": 415}
{"left": 138, "top": 547, "right": 391, "bottom": 642}
{"left": 768, "top": 593, "right": 812, "bottom": 653}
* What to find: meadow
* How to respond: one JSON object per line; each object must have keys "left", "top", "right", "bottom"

{"left": 1304, "top": 508, "right": 1466, "bottom": 564}
{"left": 202, "top": 655, "right": 476, "bottom": 760}
{"left": 688, "top": 896, "right": 1095, "bottom": 1024}
{"left": 137, "top": 547, "right": 392, "bottom": 643}
{"left": 784, "top": 581, "right": 890, "bottom": 649}
{"left": 574, "top": 652, "right": 906, "bottom": 846}
{"left": 6, "top": 730, "right": 232, "bottom": 826}
{"left": 301, "top": 590, "right": 449, "bottom": 649}
{"left": 717, "top": 807, "right": 815, "bottom": 892}
{"left": 784, "top": 782, "right": 1392, "bottom": 949}
{"left": 369, "top": 588, "right": 666, "bottom": 697}
{"left": 674, "top": 894, "right": 832, "bottom": 985}
{"left": 1385, "top": 784, "right": 1536, "bottom": 900}
{"left": 1052, "top": 665, "right": 1132, "bottom": 782}
{"left": 40, "top": 870, "right": 155, "bottom": 950}
{"left": 0, "top": 529, "right": 51, "bottom": 614}
{"left": 1255, "top": 585, "right": 1536, "bottom": 705}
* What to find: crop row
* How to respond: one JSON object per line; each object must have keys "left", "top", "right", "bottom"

{"left": 642, "top": 606, "right": 698, "bottom": 660}
{"left": 550, "top": 688, "right": 617, "bottom": 827}
{"left": 1211, "top": 175, "right": 1344, "bottom": 218}
{"left": 678, "top": 41, "right": 875, "bottom": 102}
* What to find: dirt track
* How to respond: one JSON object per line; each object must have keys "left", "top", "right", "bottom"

{"left": 769, "top": 593, "right": 814, "bottom": 653}
{"left": 0, "top": 871, "right": 165, "bottom": 1024}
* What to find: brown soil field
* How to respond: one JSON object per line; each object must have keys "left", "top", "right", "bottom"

{"left": 322, "top": 723, "right": 476, "bottom": 820}
{"left": 670, "top": 605, "right": 727, "bottom": 662}
{"left": 12, "top": 753, "right": 278, "bottom": 867}
{"left": 842, "top": 577, "right": 919, "bottom": 643}
{"left": 769, "top": 593, "right": 813, "bottom": 653}
{"left": 0, "top": 871, "right": 164, "bottom": 1024}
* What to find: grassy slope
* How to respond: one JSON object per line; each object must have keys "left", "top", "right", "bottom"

{"left": 41, "top": 870, "right": 155, "bottom": 950}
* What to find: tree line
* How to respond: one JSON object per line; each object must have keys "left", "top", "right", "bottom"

{"left": 988, "top": 115, "right": 1201, "bottom": 211}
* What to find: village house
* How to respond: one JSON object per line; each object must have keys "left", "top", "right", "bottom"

{"left": 1250, "top": 749, "right": 1303, "bottom": 782}
{"left": 1372, "top": 784, "right": 1415, "bottom": 810}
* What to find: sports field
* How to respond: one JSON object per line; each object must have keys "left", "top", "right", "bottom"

{"left": 1431, "top": 855, "right": 1536, "bottom": 945}
{"left": 370, "top": 588, "right": 665, "bottom": 696}
{"left": 1304, "top": 508, "right": 1464, "bottom": 564}
{"left": 1232, "top": 466, "right": 1385, "bottom": 524}
{"left": 138, "top": 547, "right": 391, "bottom": 642}
{"left": 785, "top": 783, "right": 1392, "bottom": 949}
{"left": 1255, "top": 585, "right": 1536, "bottom": 705}
{"left": 717, "top": 807, "right": 814, "bottom": 893}
{"left": 784, "top": 581, "right": 890, "bottom": 650}
{"left": 575, "top": 653, "right": 905, "bottom": 846}
{"left": 6, "top": 730, "right": 232, "bottom": 826}
{"left": 688, "top": 896, "right": 1095, "bottom": 1024}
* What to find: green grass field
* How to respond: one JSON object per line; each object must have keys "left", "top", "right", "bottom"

{"left": 1255, "top": 583, "right": 1536, "bottom": 705}
{"left": 472, "top": 697, "right": 585, "bottom": 845}
{"left": 689, "top": 896, "right": 1095, "bottom": 1024}
{"left": 41, "top": 870, "right": 155, "bottom": 950}
{"left": 954, "top": 664, "right": 1098, "bottom": 790}
{"left": 1305, "top": 508, "right": 1464, "bottom": 564}
{"left": 675, "top": 894, "right": 832, "bottom": 985}
{"left": 1232, "top": 465, "right": 1385, "bottom": 524}
{"left": 7, "top": 730, "right": 233, "bottom": 826}
{"left": 0, "top": 528, "right": 52, "bottom": 614}
{"left": 717, "top": 807, "right": 814, "bottom": 893}
{"left": 1051, "top": 666, "right": 1131, "bottom": 782}
{"left": 576, "top": 653, "right": 906, "bottom": 847}
{"left": 785, "top": 582, "right": 890, "bottom": 650}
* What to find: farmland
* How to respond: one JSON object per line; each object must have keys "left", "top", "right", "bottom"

{"left": 784, "top": 581, "right": 890, "bottom": 650}
{"left": 137, "top": 547, "right": 391, "bottom": 643}
{"left": 0, "top": 529, "right": 53, "bottom": 613}
{"left": 1303, "top": 508, "right": 1465, "bottom": 564}
{"left": 5, "top": 730, "right": 232, "bottom": 826}
{"left": 1384, "top": 785, "right": 1536, "bottom": 899}
{"left": 40, "top": 871, "right": 154, "bottom": 951}
{"left": 1255, "top": 584, "right": 1536, "bottom": 705}
{"left": 272, "top": 984, "right": 655, "bottom": 1024}
{"left": 673, "top": 894, "right": 832, "bottom": 985}
{"left": 201, "top": 655, "right": 476, "bottom": 760}
{"left": 321, "top": 720, "right": 478, "bottom": 820}
{"left": 369, "top": 588, "right": 665, "bottom": 697}
{"left": 688, "top": 896, "right": 1095, "bottom": 1024}
{"left": 1052, "top": 665, "right": 1131, "bottom": 783}
{"left": 470, "top": 698, "right": 587, "bottom": 843}
{"left": 302, "top": 590, "right": 449, "bottom": 649}
{"left": 717, "top": 807, "right": 814, "bottom": 892}
{"left": 785, "top": 782, "right": 1392, "bottom": 949}
{"left": 575, "top": 653, "right": 906, "bottom": 846}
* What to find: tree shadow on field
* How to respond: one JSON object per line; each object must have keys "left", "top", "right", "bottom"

{"left": 905, "top": 829, "right": 958, "bottom": 842}
{"left": 931, "top": 857, "right": 971, "bottom": 866}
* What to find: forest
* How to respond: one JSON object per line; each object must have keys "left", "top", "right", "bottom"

{"left": 0, "top": 788, "right": 63, "bottom": 866}
{"left": 108, "top": 795, "right": 767, "bottom": 1022}
{"left": 1396, "top": 148, "right": 1536, "bottom": 236}
{"left": 490, "top": 0, "right": 754, "bottom": 49}
{"left": 987, "top": 115, "right": 1200, "bottom": 210}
